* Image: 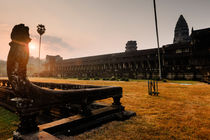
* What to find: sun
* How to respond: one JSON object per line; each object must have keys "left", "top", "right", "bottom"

{"left": 29, "top": 43, "right": 36, "bottom": 51}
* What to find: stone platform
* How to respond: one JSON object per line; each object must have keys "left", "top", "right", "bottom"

{"left": 8, "top": 103, "right": 135, "bottom": 140}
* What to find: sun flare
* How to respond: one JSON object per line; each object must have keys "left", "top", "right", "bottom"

{"left": 29, "top": 43, "right": 36, "bottom": 51}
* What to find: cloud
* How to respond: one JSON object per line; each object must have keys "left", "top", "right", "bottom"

{"left": 31, "top": 34, "right": 73, "bottom": 52}
{"left": 43, "top": 35, "right": 72, "bottom": 49}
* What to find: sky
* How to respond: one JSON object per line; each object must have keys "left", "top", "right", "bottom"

{"left": 0, "top": 0, "right": 210, "bottom": 60}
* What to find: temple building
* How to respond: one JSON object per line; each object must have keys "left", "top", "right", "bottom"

{"left": 43, "top": 15, "right": 210, "bottom": 82}
{"left": 173, "top": 15, "right": 190, "bottom": 44}
{"left": 125, "top": 41, "right": 137, "bottom": 52}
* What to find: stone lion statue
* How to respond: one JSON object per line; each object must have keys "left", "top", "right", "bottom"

{"left": 7, "top": 24, "right": 32, "bottom": 98}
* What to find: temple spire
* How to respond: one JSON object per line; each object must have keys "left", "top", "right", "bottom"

{"left": 173, "top": 15, "right": 190, "bottom": 43}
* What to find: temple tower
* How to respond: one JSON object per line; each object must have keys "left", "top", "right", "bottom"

{"left": 173, "top": 15, "right": 190, "bottom": 43}
{"left": 125, "top": 41, "right": 137, "bottom": 52}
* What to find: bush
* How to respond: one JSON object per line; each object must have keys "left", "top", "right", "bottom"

{"left": 110, "top": 76, "right": 117, "bottom": 81}
{"left": 162, "top": 79, "right": 168, "bottom": 82}
{"left": 83, "top": 77, "right": 90, "bottom": 80}
{"left": 120, "top": 77, "right": 129, "bottom": 81}
{"left": 94, "top": 77, "right": 100, "bottom": 80}
{"left": 103, "top": 78, "right": 109, "bottom": 81}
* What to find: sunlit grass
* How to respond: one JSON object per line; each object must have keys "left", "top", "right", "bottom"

{"left": 0, "top": 78, "right": 210, "bottom": 139}
{"left": 0, "top": 107, "right": 18, "bottom": 140}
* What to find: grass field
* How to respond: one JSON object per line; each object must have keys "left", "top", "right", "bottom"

{"left": 0, "top": 78, "right": 210, "bottom": 140}
{"left": 0, "top": 107, "right": 18, "bottom": 140}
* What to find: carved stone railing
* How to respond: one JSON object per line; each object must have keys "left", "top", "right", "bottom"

{"left": 0, "top": 79, "right": 12, "bottom": 87}
{"left": 0, "top": 79, "right": 101, "bottom": 90}
{"left": 33, "top": 81, "right": 100, "bottom": 90}
{"left": 0, "top": 78, "right": 124, "bottom": 138}
{"left": 0, "top": 79, "right": 123, "bottom": 108}
{"left": 0, "top": 79, "right": 15, "bottom": 111}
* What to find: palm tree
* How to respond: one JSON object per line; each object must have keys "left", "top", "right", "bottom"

{"left": 37, "top": 24, "right": 46, "bottom": 75}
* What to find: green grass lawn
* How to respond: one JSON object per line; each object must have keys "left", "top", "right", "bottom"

{"left": 0, "top": 107, "right": 18, "bottom": 140}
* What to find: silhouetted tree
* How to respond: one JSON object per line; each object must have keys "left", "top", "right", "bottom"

{"left": 37, "top": 24, "right": 46, "bottom": 75}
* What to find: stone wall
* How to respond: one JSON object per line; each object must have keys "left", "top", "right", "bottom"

{"left": 44, "top": 28, "right": 210, "bottom": 81}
